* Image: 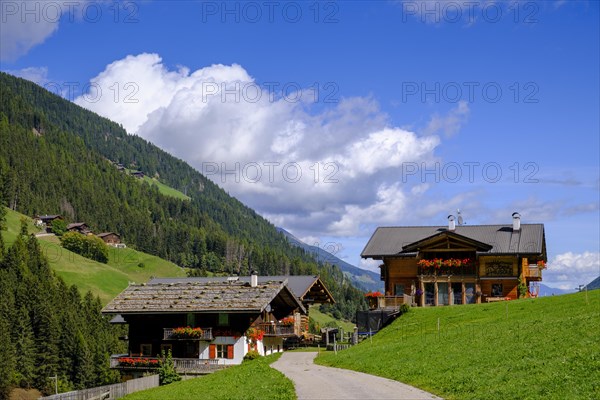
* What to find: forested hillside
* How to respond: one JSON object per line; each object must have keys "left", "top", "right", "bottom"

{"left": 0, "top": 72, "right": 366, "bottom": 319}
{"left": 0, "top": 210, "right": 123, "bottom": 397}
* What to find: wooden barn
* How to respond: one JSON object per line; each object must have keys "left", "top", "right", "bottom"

{"left": 361, "top": 213, "right": 546, "bottom": 307}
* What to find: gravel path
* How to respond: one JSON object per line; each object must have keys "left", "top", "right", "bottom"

{"left": 271, "top": 352, "right": 442, "bottom": 400}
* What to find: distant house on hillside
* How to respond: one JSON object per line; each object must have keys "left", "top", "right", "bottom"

{"left": 102, "top": 274, "right": 306, "bottom": 378}
{"left": 150, "top": 275, "right": 336, "bottom": 339}
{"left": 97, "top": 232, "right": 122, "bottom": 246}
{"left": 131, "top": 171, "right": 144, "bottom": 179}
{"left": 35, "top": 214, "right": 63, "bottom": 232}
{"left": 361, "top": 212, "right": 547, "bottom": 308}
{"left": 66, "top": 222, "right": 92, "bottom": 235}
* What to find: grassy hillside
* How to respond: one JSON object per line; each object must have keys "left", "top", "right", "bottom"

{"left": 123, "top": 354, "right": 295, "bottom": 400}
{"left": 3, "top": 207, "right": 185, "bottom": 304}
{"left": 142, "top": 176, "right": 190, "bottom": 201}
{"left": 309, "top": 306, "right": 356, "bottom": 334}
{"left": 317, "top": 292, "right": 600, "bottom": 399}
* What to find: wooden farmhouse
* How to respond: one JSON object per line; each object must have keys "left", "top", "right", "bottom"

{"left": 151, "top": 275, "right": 335, "bottom": 339}
{"left": 361, "top": 213, "right": 546, "bottom": 307}
{"left": 66, "top": 222, "right": 92, "bottom": 235}
{"left": 97, "top": 232, "right": 122, "bottom": 246}
{"left": 102, "top": 275, "right": 306, "bottom": 377}
{"left": 35, "top": 214, "right": 62, "bottom": 232}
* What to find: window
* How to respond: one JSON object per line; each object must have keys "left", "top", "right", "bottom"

{"left": 218, "top": 313, "right": 229, "bottom": 326}
{"left": 213, "top": 344, "right": 233, "bottom": 359}
{"left": 216, "top": 344, "right": 227, "bottom": 358}
{"left": 437, "top": 282, "right": 449, "bottom": 305}
{"left": 394, "top": 284, "right": 405, "bottom": 296}
{"left": 140, "top": 344, "right": 152, "bottom": 356}
{"left": 465, "top": 283, "right": 476, "bottom": 304}
{"left": 425, "top": 283, "right": 435, "bottom": 305}
{"left": 492, "top": 283, "right": 503, "bottom": 297}
{"left": 452, "top": 283, "right": 462, "bottom": 305}
{"left": 186, "top": 313, "right": 195, "bottom": 326}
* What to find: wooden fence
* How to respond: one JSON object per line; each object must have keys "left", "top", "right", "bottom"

{"left": 39, "top": 374, "right": 159, "bottom": 400}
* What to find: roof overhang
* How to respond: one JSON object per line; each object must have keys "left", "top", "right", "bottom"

{"left": 401, "top": 231, "right": 493, "bottom": 253}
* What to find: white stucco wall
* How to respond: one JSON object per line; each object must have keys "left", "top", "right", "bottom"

{"left": 198, "top": 336, "right": 248, "bottom": 365}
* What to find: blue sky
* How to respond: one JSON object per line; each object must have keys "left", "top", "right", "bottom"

{"left": 1, "top": 0, "right": 599, "bottom": 290}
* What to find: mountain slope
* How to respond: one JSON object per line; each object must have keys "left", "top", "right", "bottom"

{"left": 278, "top": 228, "right": 382, "bottom": 292}
{"left": 585, "top": 276, "right": 600, "bottom": 291}
{"left": 0, "top": 72, "right": 367, "bottom": 319}
{"left": 3, "top": 207, "right": 186, "bottom": 304}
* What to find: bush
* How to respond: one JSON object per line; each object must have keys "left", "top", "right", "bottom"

{"left": 243, "top": 350, "right": 261, "bottom": 361}
{"left": 60, "top": 232, "right": 109, "bottom": 263}
{"left": 138, "top": 262, "right": 145, "bottom": 268}
{"left": 51, "top": 219, "right": 67, "bottom": 236}
{"left": 398, "top": 303, "right": 410, "bottom": 315}
{"left": 158, "top": 350, "right": 181, "bottom": 386}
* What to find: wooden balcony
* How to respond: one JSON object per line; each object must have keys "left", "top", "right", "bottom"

{"left": 163, "top": 327, "right": 213, "bottom": 341}
{"left": 523, "top": 265, "right": 543, "bottom": 281}
{"left": 259, "top": 323, "right": 296, "bottom": 337}
{"left": 368, "top": 295, "right": 412, "bottom": 310}
{"left": 110, "top": 355, "right": 223, "bottom": 373}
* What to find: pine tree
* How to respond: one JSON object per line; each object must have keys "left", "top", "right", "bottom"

{"left": 0, "top": 315, "right": 15, "bottom": 399}
{"left": 12, "top": 306, "right": 36, "bottom": 387}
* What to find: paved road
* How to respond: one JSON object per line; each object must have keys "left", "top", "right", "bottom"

{"left": 271, "top": 352, "right": 442, "bottom": 400}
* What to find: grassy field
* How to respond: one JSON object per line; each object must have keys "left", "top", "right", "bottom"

{"left": 317, "top": 291, "right": 600, "bottom": 399}
{"left": 142, "top": 176, "right": 190, "bottom": 201}
{"left": 123, "top": 354, "right": 295, "bottom": 400}
{"left": 309, "top": 306, "right": 356, "bottom": 334}
{"left": 2, "top": 208, "right": 186, "bottom": 304}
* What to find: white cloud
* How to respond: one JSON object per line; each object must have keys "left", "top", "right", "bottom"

{"left": 422, "top": 101, "right": 470, "bottom": 137}
{"left": 6, "top": 66, "right": 49, "bottom": 85}
{"left": 75, "top": 53, "right": 444, "bottom": 239}
{"left": 544, "top": 251, "right": 600, "bottom": 290}
{"left": 0, "top": 9, "right": 58, "bottom": 61}
{"left": 0, "top": 1, "right": 92, "bottom": 61}
{"left": 359, "top": 258, "right": 381, "bottom": 273}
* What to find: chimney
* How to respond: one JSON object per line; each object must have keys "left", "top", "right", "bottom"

{"left": 250, "top": 270, "right": 258, "bottom": 287}
{"left": 448, "top": 215, "right": 455, "bottom": 231}
{"left": 512, "top": 212, "right": 521, "bottom": 231}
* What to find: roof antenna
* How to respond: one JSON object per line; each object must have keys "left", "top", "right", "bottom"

{"left": 457, "top": 209, "right": 464, "bottom": 226}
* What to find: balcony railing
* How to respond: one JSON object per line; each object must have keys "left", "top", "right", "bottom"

{"left": 163, "top": 327, "right": 213, "bottom": 341}
{"left": 110, "top": 355, "right": 223, "bottom": 373}
{"left": 259, "top": 323, "right": 296, "bottom": 337}
{"left": 418, "top": 265, "right": 476, "bottom": 276}
{"left": 523, "top": 265, "right": 543, "bottom": 280}
{"left": 369, "top": 295, "right": 412, "bottom": 310}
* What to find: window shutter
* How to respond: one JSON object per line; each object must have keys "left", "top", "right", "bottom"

{"left": 209, "top": 344, "right": 216, "bottom": 359}
{"left": 227, "top": 344, "right": 234, "bottom": 359}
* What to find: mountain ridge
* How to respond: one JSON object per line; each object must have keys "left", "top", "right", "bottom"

{"left": 277, "top": 227, "right": 383, "bottom": 292}
{"left": 0, "top": 72, "right": 367, "bottom": 320}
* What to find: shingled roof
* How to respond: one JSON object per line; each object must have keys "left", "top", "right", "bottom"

{"left": 362, "top": 224, "right": 545, "bottom": 258}
{"left": 102, "top": 280, "right": 305, "bottom": 315}
{"left": 149, "top": 275, "right": 335, "bottom": 304}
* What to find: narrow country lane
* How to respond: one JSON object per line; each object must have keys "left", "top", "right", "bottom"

{"left": 271, "top": 352, "right": 442, "bottom": 400}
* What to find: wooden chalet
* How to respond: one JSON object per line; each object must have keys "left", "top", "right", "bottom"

{"left": 66, "top": 222, "right": 92, "bottom": 235}
{"left": 35, "top": 214, "right": 62, "bottom": 232}
{"left": 361, "top": 213, "right": 547, "bottom": 307}
{"left": 102, "top": 276, "right": 305, "bottom": 377}
{"left": 150, "top": 275, "right": 336, "bottom": 339}
{"left": 97, "top": 232, "right": 121, "bottom": 246}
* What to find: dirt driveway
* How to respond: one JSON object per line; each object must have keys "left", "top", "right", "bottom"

{"left": 271, "top": 352, "right": 442, "bottom": 400}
